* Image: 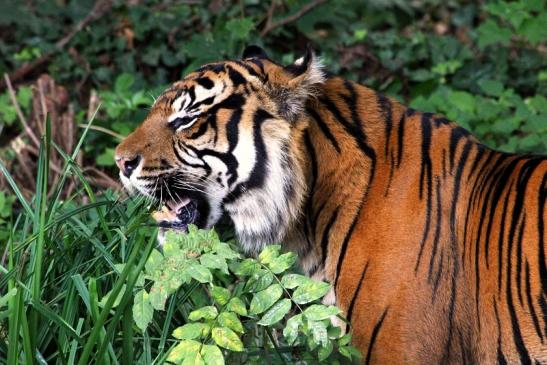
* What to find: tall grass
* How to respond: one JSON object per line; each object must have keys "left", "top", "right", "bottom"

{"left": 0, "top": 116, "right": 183, "bottom": 364}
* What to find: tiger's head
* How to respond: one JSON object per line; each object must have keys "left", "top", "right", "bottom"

{"left": 115, "top": 46, "right": 325, "bottom": 251}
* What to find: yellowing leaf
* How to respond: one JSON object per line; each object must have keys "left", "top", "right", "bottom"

{"left": 189, "top": 306, "right": 218, "bottom": 321}
{"left": 211, "top": 327, "right": 243, "bottom": 352}
{"left": 217, "top": 311, "right": 244, "bottom": 333}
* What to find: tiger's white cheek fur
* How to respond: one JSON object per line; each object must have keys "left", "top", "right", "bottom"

{"left": 225, "top": 119, "right": 306, "bottom": 253}
{"left": 201, "top": 155, "right": 231, "bottom": 227}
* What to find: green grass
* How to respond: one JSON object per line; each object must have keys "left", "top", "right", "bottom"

{"left": 0, "top": 115, "right": 173, "bottom": 364}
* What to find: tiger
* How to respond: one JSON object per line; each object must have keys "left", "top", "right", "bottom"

{"left": 115, "top": 45, "right": 547, "bottom": 364}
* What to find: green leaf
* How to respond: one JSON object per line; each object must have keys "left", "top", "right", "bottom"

{"left": 188, "top": 263, "right": 213, "bottom": 283}
{"left": 145, "top": 249, "right": 164, "bottom": 275}
{"left": 318, "top": 340, "right": 333, "bottom": 361}
{"left": 303, "top": 305, "right": 341, "bottom": 321}
{"left": 244, "top": 269, "right": 274, "bottom": 293}
{"left": 268, "top": 252, "right": 297, "bottom": 274}
{"left": 189, "top": 306, "right": 218, "bottom": 321}
{"left": 225, "top": 18, "right": 254, "bottom": 40}
{"left": 477, "top": 19, "right": 512, "bottom": 48}
{"left": 292, "top": 281, "right": 331, "bottom": 304}
{"left": 449, "top": 90, "right": 475, "bottom": 114}
{"left": 249, "top": 284, "right": 283, "bottom": 315}
{"left": 167, "top": 339, "right": 201, "bottom": 363}
{"left": 200, "top": 253, "right": 228, "bottom": 274}
{"left": 258, "top": 245, "right": 281, "bottom": 264}
{"left": 201, "top": 344, "right": 224, "bottom": 365}
{"left": 210, "top": 286, "right": 231, "bottom": 306}
{"left": 96, "top": 148, "right": 115, "bottom": 166}
{"left": 478, "top": 79, "right": 504, "bottom": 97}
{"left": 133, "top": 289, "right": 153, "bottom": 331}
{"left": 518, "top": 14, "right": 547, "bottom": 44}
{"left": 226, "top": 297, "right": 247, "bottom": 316}
{"left": 280, "top": 273, "right": 311, "bottom": 289}
{"left": 99, "top": 284, "right": 125, "bottom": 309}
{"left": 115, "top": 73, "right": 135, "bottom": 93}
{"left": 309, "top": 320, "right": 328, "bottom": 347}
{"left": 258, "top": 298, "right": 291, "bottom": 326}
{"left": 149, "top": 281, "right": 169, "bottom": 310}
{"left": 233, "top": 258, "right": 260, "bottom": 276}
{"left": 217, "top": 311, "right": 244, "bottom": 333}
{"left": 283, "top": 314, "right": 303, "bottom": 345}
{"left": 339, "top": 345, "right": 362, "bottom": 360}
{"left": 183, "top": 351, "right": 205, "bottom": 365}
{"left": 211, "top": 327, "right": 244, "bottom": 352}
{"left": 173, "top": 323, "right": 210, "bottom": 340}
{"left": 338, "top": 333, "right": 352, "bottom": 346}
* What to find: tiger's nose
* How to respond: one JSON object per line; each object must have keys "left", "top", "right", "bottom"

{"left": 115, "top": 154, "right": 141, "bottom": 178}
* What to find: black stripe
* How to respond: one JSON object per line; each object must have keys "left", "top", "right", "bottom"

{"left": 306, "top": 106, "right": 341, "bottom": 153}
{"left": 428, "top": 177, "right": 443, "bottom": 282}
{"left": 365, "top": 308, "right": 389, "bottom": 365}
{"left": 195, "top": 77, "right": 214, "bottom": 89}
{"left": 376, "top": 93, "right": 393, "bottom": 158}
{"left": 227, "top": 65, "right": 246, "bottom": 86}
{"left": 187, "top": 120, "right": 209, "bottom": 140}
{"left": 331, "top": 80, "right": 376, "bottom": 289}
{"left": 347, "top": 261, "right": 369, "bottom": 321}
{"left": 419, "top": 112, "right": 433, "bottom": 200}
{"left": 303, "top": 132, "right": 318, "bottom": 245}
{"left": 320, "top": 207, "right": 339, "bottom": 266}
{"left": 525, "top": 260, "right": 544, "bottom": 341}
{"left": 493, "top": 298, "right": 508, "bottom": 365}
{"left": 224, "top": 109, "right": 273, "bottom": 203}
{"left": 396, "top": 109, "right": 411, "bottom": 168}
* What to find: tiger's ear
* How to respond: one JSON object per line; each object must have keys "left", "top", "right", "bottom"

{"left": 273, "top": 46, "right": 325, "bottom": 121}
{"left": 284, "top": 46, "right": 325, "bottom": 87}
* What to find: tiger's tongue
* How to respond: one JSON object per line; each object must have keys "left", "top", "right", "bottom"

{"left": 166, "top": 197, "right": 192, "bottom": 216}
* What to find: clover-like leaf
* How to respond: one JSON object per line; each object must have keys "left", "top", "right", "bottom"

{"left": 258, "top": 298, "right": 291, "bottom": 326}
{"left": 211, "top": 327, "right": 243, "bottom": 352}
{"left": 226, "top": 297, "right": 247, "bottom": 316}
{"left": 173, "top": 323, "right": 210, "bottom": 340}
{"left": 201, "top": 344, "right": 224, "bottom": 365}
{"left": 167, "top": 339, "right": 201, "bottom": 364}
{"left": 292, "top": 281, "right": 330, "bottom": 304}
{"left": 217, "top": 311, "right": 244, "bottom": 333}
{"left": 210, "top": 286, "right": 230, "bottom": 306}
{"left": 132, "top": 289, "right": 153, "bottom": 331}
{"left": 283, "top": 313, "right": 303, "bottom": 345}
{"left": 188, "top": 306, "right": 218, "bottom": 321}
{"left": 249, "top": 284, "right": 283, "bottom": 315}
{"left": 200, "top": 253, "right": 228, "bottom": 274}
{"left": 280, "top": 273, "right": 310, "bottom": 289}
{"left": 303, "top": 304, "right": 341, "bottom": 321}
{"left": 187, "top": 263, "right": 213, "bottom": 283}
{"left": 268, "top": 252, "right": 297, "bottom": 274}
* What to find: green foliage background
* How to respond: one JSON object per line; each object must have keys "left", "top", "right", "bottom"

{"left": 1, "top": 0, "right": 546, "bottom": 167}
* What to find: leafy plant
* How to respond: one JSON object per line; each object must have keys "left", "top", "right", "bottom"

{"left": 125, "top": 228, "right": 360, "bottom": 364}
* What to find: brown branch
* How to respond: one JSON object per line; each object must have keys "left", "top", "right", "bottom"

{"left": 4, "top": 74, "right": 41, "bottom": 148}
{"left": 260, "top": 0, "right": 328, "bottom": 37}
{"left": 0, "top": 0, "right": 113, "bottom": 89}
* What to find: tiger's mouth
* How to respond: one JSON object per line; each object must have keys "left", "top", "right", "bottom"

{"left": 151, "top": 187, "right": 209, "bottom": 232}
